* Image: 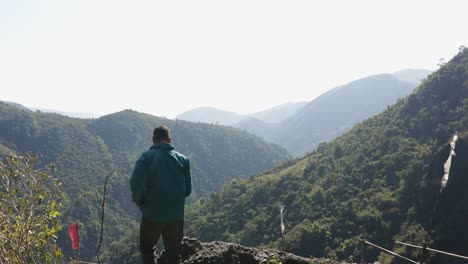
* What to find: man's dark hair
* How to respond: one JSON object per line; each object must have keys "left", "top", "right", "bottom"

{"left": 153, "top": 125, "right": 170, "bottom": 141}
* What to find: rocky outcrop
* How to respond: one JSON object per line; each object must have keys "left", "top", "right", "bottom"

{"left": 157, "top": 237, "right": 340, "bottom": 264}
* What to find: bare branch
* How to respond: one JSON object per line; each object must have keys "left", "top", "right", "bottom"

{"left": 96, "top": 169, "right": 115, "bottom": 264}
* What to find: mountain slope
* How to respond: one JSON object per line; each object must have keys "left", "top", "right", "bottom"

{"left": 185, "top": 49, "right": 468, "bottom": 263}
{"left": 0, "top": 105, "right": 290, "bottom": 260}
{"left": 233, "top": 118, "right": 277, "bottom": 142}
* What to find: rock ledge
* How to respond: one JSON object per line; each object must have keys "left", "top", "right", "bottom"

{"left": 158, "top": 237, "right": 341, "bottom": 264}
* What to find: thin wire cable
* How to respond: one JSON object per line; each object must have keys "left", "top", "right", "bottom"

{"left": 396, "top": 241, "right": 468, "bottom": 261}
{"left": 361, "top": 239, "right": 419, "bottom": 264}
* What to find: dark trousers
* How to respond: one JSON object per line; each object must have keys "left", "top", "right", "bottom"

{"left": 140, "top": 218, "right": 184, "bottom": 264}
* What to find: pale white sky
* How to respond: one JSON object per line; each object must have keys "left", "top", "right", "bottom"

{"left": 1, "top": 0, "right": 467, "bottom": 118}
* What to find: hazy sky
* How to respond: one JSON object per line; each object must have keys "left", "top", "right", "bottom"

{"left": 1, "top": 0, "right": 467, "bottom": 118}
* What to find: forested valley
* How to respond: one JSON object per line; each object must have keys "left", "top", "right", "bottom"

{"left": 1, "top": 48, "right": 467, "bottom": 263}
{"left": 0, "top": 105, "right": 289, "bottom": 260}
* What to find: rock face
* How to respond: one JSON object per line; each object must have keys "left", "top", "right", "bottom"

{"left": 157, "top": 238, "right": 340, "bottom": 264}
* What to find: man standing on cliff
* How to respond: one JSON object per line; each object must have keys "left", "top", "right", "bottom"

{"left": 130, "top": 125, "right": 192, "bottom": 264}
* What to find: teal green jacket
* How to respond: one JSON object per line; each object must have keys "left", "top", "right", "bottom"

{"left": 130, "top": 142, "right": 192, "bottom": 221}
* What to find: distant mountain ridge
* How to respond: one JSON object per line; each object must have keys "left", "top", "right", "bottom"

{"left": 177, "top": 102, "right": 307, "bottom": 126}
{"left": 271, "top": 73, "right": 419, "bottom": 156}
{"left": 31, "top": 108, "right": 100, "bottom": 119}
{"left": 236, "top": 72, "right": 429, "bottom": 156}
{"left": 177, "top": 107, "right": 244, "bottom": 125}
{"left": 0, "top": 100, "right": 100, "bottom": 119}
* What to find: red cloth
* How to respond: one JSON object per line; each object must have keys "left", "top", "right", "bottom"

{"left": 68, "top": 223, "right": 80, "bottom": 251}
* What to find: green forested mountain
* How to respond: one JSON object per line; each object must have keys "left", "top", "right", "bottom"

{"left": 185, "top": 49, "right": 468, "bottom": 263}
{"left": 0, "top": 105, "right": 290, "bottom": 260}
